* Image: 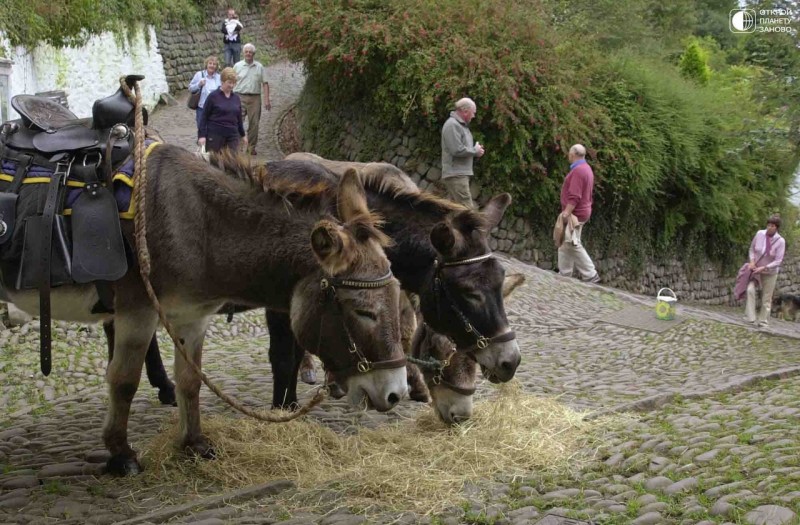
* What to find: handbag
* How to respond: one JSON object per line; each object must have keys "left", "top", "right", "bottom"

{"left": 187, "top": 72, "right": 204, "bottom": 110}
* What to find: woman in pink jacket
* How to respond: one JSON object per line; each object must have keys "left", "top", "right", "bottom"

{"left": 740, "top": 215, "right": 785, "bottom": 326}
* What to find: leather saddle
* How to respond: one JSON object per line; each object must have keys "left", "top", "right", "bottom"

{"left": 0, "top": 74, "right": 148, "bottom": 376}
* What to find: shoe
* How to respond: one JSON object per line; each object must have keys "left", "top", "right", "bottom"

{"left": 757, "top": 320, "right": 769, "bottom": 328}
{"left": 587, "top": 273, "right": 601, "bottom": 284}
{"left": 742, "top": 316, "right": 755, "bottom": 324}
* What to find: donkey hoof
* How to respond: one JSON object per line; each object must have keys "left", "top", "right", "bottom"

{"left": 185, "top": 439, "right": 216, "bottom": 460}
{"left": 106, "top": 454, "right": 143, "bottom": 477}
{"left": 158, "top": 387, "right": 177, "bottom": 406}
{"left": 300, "top": 368, "right": 317, "bottom": 385}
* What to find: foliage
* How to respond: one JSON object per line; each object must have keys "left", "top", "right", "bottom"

{"left": 679, "top": 40, "right": 712, "bottom": 84}
{"left": 0, "top": 0, "right": 263, "bottom": 49}
{"left": 272, "top": 0, "right": 800, "bottom": 264}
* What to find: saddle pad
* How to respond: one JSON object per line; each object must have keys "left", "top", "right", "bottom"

{"left": 0, "top": 140, "right": 161, "bottom": 220}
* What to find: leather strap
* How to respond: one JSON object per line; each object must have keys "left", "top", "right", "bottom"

{"left": 7, "top": 153, "right": 33, "bottom": 194}
{"left": 39, "top": 163, "right": 68, "bottom": 376}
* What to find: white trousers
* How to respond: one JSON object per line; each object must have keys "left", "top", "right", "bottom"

{"left": 745, "top": 272, "right": 778, "bottom": 323}
{"left": 557, "top": 223, "right": 597, "bottom": 280}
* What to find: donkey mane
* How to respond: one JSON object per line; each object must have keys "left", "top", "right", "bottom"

{"left": 207, "top": 149, "right": 391, "bottom": 247}
{"left": 282, "top": 152, "right": 492, "bottom": 233}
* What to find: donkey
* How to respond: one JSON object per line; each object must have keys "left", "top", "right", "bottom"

{"left": 269, "top": 153, "right": 521, "bottom": 408}
{"left": 409, "top": 273, "right": 527, "bottom": 424}
{"left": 1, "top": 145, "right": 407, "bottom": 476}
{"left": 121, "top": 154, "right": 522, "bottom": 410}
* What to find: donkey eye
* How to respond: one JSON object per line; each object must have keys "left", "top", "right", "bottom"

{"left": 355, "top": 309, "right": 378, "bottom": 321}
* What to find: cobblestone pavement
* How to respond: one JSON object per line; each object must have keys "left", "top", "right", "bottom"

{"left": 1, "top": 61, "right": 800, "bottom": 524}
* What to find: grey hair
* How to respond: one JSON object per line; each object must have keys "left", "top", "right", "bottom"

{"left": 243, "top": 43, "right": 256, "bottom": 53}
{"left": 455, "top": 97, "right": 476, "bottom": 112}
{"left": 569, "top": 144, "right": 586, "bottom": 158}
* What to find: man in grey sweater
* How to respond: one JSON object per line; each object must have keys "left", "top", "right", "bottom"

{"left": 441, "top": 97, "right": 485, "bottom": 207}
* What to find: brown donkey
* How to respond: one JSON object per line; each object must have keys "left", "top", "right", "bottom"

{"left": 2, "top": 145, "right": 406, "bottom": 476}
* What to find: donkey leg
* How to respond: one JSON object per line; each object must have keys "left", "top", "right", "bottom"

{"left": 298, "top": 350, "right": 317, "bottom": 385}
{"left": 103, "top": 322, "right": 176, "bottom": 406}
{"left": 103, "top": 310, "right": 158, "bottom": 476}
{"left": 173, "top": 316, "right": 215, "bottom": 459}
{"left": 144, "top": 335, "right": 177, "bottom": 406}
{"left": 266, "top": 310, "right": 302, "bottom": 409}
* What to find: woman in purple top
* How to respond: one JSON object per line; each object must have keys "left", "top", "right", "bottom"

{"left": 198, "top": 67, "right": 247, "bottom": 153}
{"left": 743, "top": 215, "right": 786, "bottom": 327}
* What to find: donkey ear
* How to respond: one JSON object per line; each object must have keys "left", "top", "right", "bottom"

{"left": 502, "top": 273, "right": 526, "bottom": 298}
{"left": 430, "top": 222, "right": 456, "bottom": 255}
{"left": 480, "top": 193, "right": 512, "bottom": 229}
{"left": 337, "top": 168, "right": 369, "bottom": 222}
{"left": 311, "top": 221, "right": 348, "bottom": 274}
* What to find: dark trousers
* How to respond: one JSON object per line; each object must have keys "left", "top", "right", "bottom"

{"left": 206, "top": 130, "right": 241, "bottom": 153}
{"left": 224, "top": 42, "right": 241, "bottom": 67}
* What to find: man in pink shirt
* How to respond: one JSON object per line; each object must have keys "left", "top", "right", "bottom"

{"left": 743, "top": 215, "right": 786, "bottom": 327}
{"left": 558, "top": 144, "right": 600, "bottom": 283}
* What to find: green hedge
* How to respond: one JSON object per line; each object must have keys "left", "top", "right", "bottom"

{"left": 271, "top": 0, "right": 798, "bottom": 266}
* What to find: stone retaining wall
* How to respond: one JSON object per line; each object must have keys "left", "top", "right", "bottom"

{"left": 155, "top": 8, "right": 278, "bottom": 93}
{"left": 298, "top": 105, "right": 800, "bottom": 306}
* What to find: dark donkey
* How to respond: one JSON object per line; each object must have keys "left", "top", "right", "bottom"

{"left": 270, "top": 153, "right": 521, "bottom": 408}
{"left": 2, "top": 145, "right": 407, "bottom": 475}
{"left": 128, "top": 154, "right": 521, "bottom": 409}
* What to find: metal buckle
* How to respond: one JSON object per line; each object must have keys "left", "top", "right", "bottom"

{"left": 476, "top": 336, "right": 489, "bottom": 349}
{"left": 357, "top": 359, "right": 371, "bottom": 373}
{"left": 432, "top": 374, "right": 442, "bottom": 385}
{"left": 348, "top": 341, "right": 358, "bottom": 354}
{"left": 320, "top": 278, "right": 329, "bottom": 290}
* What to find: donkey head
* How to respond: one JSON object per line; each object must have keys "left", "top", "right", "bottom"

{"left": 421, "top": 274, "right": 526, "bottom": 425}
{"left": 419, "top": 193, "right": 521, "bottom": 383}
{"left": 290, "top": 170, "right": 406, "bottom": 411}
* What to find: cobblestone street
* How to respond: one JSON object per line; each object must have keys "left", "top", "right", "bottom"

{"left": 1, "top": 61, "right": 799, "bottom": 524}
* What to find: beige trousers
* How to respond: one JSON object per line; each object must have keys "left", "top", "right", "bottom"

{"left": 441, "top": 175, "right": 474, "bottom": 208}
{"left": 239, "top": 94, "right": 261, "bottom": 150}
{"left": 745, "top": 272, "right": 778, "bottom": 323}
{"left": 557, "top": 222, "right": 597, "bottom": 280}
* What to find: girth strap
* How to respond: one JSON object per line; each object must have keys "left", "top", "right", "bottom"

{"left": 39, "top": 163, "right": 69, "bottom": 376}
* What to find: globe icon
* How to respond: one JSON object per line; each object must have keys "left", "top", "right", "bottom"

{"left": 731, "top": 10, "right": 755, "bottom": 32}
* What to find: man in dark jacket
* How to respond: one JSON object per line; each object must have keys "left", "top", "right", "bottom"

{"left": 558, "top": 144, "right": 600, "bottom": 283}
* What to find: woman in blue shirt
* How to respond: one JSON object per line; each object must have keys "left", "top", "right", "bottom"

{"left": 188, "top": 56, "right": 222, "bottom": 137}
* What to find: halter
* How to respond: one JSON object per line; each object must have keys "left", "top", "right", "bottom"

{"left": 433, "top": 252, "right": 517, "bottom": 353}
{"left": 320, "top": 270, "right": 407, "bottom": 376}
{"left": 407, "top": 324, "right": 476, "bottom": 397}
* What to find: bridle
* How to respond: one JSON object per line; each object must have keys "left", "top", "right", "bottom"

{"left": 319, "top": 270, "right": 407, "bottom": 376}
{"left": 433, "top": 252, "right": 516, "bottom": 353}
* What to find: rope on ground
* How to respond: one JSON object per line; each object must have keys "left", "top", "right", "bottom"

{"left": 123, "top": 77, "right": 325, "bottom": 422}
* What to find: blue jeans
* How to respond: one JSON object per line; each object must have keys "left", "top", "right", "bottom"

{"left": 195, "top": 107, "right": 204, "bottom": 138}
{"left": 224, "top": 42, "right": 241, "bottom": 67}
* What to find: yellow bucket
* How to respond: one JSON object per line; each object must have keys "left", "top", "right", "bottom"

{"left": 655, "top": 288, "right": 678, "bottom": 320}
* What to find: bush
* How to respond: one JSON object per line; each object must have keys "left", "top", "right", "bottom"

{"left": 271, "top": 0, "right": 798, "bottom": 265}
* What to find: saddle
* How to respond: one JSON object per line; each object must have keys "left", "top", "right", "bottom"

{"left": 0, "top": 74, "right": 149, "bottom": 376}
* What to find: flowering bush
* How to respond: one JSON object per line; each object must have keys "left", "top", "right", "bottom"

{"left": 271, "top": 0, "right": 796, "bottom": 263}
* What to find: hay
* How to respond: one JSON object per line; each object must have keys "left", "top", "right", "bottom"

{"left": 133, "top": 382, "right": 621, "bottom": 515}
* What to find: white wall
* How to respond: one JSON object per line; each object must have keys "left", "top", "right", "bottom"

{"left": 3, "top": 25, "right": 168, "bottom": 120}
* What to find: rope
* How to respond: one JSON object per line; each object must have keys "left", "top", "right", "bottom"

{"left": 123, "top": 77, "right": 325, "bottom": 422}
{"left": 407, "top": 355, "right": 445, "bottom": 372}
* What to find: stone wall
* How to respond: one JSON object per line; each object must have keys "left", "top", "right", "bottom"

{"left": 298, "top": 106, "right": 800, "bottom": 307}
{"left": 155, "top": 7, "right": 278, "bottom": 93}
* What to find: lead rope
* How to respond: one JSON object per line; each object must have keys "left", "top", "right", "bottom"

{"left": 122, "top": 77, "right": 325, "bottom": 422}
